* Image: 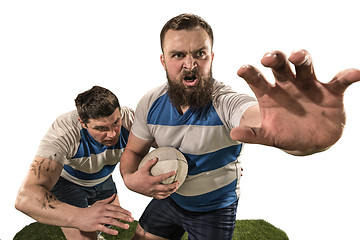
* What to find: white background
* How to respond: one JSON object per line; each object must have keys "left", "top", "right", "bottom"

{"left": 1, "top": 0, "right": 359, "bottom": 239}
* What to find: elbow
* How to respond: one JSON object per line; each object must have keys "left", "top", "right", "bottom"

{"left": 121, "top": 173, "right": 132, "bottom": 190}
{"left": 14, "top": 191, "right": 26, "bottom": 213}
{"left": 14, "top": 189, "right": 40, "bottom": 223}
{"left": 14, "top": 187, "right": 31, "bottom": 215}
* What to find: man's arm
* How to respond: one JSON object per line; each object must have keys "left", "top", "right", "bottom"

{"left": 234, "top": 104, "right": 319, "bottom": 156}
{"left": 15, "top": 156, "right": 133, "bottom": 236}
{"left": 230, "top": 49, "right": 360, "bottom": 156}
{"left": 120, "top": 132, "right": 178, "bottom": 199}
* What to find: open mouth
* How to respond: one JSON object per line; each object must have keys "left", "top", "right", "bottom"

{"left": 184, "top": 75, "right": 197, "bottom": 81}
{"left": 183, "top": 73, "right": 198, "bottom": 87}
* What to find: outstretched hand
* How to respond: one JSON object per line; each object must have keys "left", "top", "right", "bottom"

{"left": 231, "top": 49, "right": 360, "bottom": 155}
{"left": 73, "top": 194, "right": 134, "bottom": 236}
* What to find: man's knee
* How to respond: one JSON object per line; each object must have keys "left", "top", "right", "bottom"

{"left": 61, "top": 227, "right": 97, "bottom": 240}
{"left": 131, "top": 223, "right": 167, "bottom": 240}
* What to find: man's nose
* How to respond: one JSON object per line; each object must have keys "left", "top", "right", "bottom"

{"left": 107, "top": 129, "right": 116, "bottom": 138}
{"left": 182, "top": 55, "right": 197, "bottom": 70}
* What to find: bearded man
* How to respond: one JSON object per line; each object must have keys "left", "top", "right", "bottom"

{"left": 120, "top": 13, "right": 360, "bottom": 240}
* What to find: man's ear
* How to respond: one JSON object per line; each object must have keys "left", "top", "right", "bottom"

{"left": 160, "top": 54, "right": 166, "bottom": 70}
{"left": 78, "top": 118, "right": 87, "bottom": 129}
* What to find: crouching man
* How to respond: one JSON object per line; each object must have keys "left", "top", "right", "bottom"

{"left": 15, "top": 86, "right": 134, "bottom": 239}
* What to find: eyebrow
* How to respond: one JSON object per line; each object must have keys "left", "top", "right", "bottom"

{"left": 192, "top": 47, "right": 207, "bottom": 53}
{"left": 91, "top": 117, "right": 121, "bottom": 129}
{"left": 114, "top": 117, "right": 121, "bottom": 124}
{"left": 169, "top": 46, "right": 208, "bottom": 55}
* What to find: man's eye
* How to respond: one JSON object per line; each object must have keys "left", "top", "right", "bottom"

{"left": 173, "top": 53, "right": 184, "bottom": 58}
{"left": 195, "top": 51, "right": 205, "bottom": 58}
{"left": 96, "top": 127, "right": 107, "bottom": 132}
{"left": 113, "top": 119, "right": 121, "bottom": 127}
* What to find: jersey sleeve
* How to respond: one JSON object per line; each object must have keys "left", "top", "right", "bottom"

{"left": 131, "top": 84, "right": 167, "bottom": 141}
{"left": 213, "top": 81, "right": 258, "bottom": 131}
{"left": 120, "top": 106, "right": 135, "bottom": 131}
{"left": 35, "top": 111, "right": 81, "bottom": 165}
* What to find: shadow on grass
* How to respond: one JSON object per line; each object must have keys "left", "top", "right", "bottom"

{"left": 14, "top": 219, "right": 289, "bottom": 239}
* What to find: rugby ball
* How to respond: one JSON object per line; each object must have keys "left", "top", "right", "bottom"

{"left": 138, "top": 147, "right": 188, "bottom": 186}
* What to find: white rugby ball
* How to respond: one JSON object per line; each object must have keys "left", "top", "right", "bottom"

{"left": 138, "top": 147, "right": 188, "bottom": 186}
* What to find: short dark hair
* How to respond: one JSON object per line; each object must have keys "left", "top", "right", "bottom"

{"left": 160, "top": 13, "right": 214, "bottom": 52}
{"left": 75, "top": 86, "right": 120, "bottom": 124}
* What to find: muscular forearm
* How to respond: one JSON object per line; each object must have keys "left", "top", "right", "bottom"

{"left": 120, "top": 132, "right": 154, "bottom": 178}
{"left": 16, "top": 157, "right": 133, "bottom": 235}
{"left": 120, "top": 148, "right": 142, "bottom": 180}
{"left": 15, "top": 185, "right": 82, "bottom": 228}
{"left": 15, "top": 157, "right": 83, "bottom": 228}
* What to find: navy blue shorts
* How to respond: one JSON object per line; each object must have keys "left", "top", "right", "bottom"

{"left": 50, "top": 176, "right": 117, "bottom": 208}
{"left": 139, "top": 197, "right": 238, "bottom": 240}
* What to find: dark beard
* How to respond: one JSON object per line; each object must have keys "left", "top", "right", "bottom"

{"left": 166, "top": 69, "right": 214, "bottom": 110}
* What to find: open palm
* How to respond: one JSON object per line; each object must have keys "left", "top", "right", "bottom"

{"left": 231, "top": 50, "right": 360, "bottom": 155}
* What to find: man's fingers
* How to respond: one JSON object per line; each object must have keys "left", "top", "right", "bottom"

{"left": 327, "top": 68, "right": 360, "bottom": 95}
{"left": 143, "top": 157, "right": 158, "bottom": 170}
{"left": 98, "top": 224, "right": 119, "bottom": 235}
{"left": 98, "top": 217, "right": 131, "bottom": 233}
{"left": 237, "top": 65, "right": 271, "bottom": 98}
{"left": 115, "top": 207, "right": 133, "bottom": 218}
{"left": 151, "top": 180, "right": 178, "bottom": 199}
{"left": 101, "top": 207, "right": 134, "bottom": 230}
{"left": 289, "top": 49, "right": 317, "bottom": 84}
{"left": 104, "top": 203, "right": 133, "bottom": 218}
{"left": 107, "top": 212, "right": 134, "bottom": 225}
{"left": 153, "top": 193, "right": 171, "bottom": 199}
{"left": 152, "top": 190, "right": 175, "bottom": 200}
{"left": 261, "top": 50, "right": 295, "bottom": 83}
{"left": 155, "top": 170, "right": 176, "bottom": 183}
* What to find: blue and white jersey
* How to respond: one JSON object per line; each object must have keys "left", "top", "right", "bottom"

{"left": 132, "top": 80, "right": 257, "bottom": 212}
{"left": 36, "top": 107, "right": 134, "bottom": 187}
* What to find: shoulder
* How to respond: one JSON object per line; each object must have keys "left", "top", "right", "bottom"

{"left": 212, "top": 79, "right": 257, "bottom": 106}
{"left": 211, "top": 80, "right": 258, "bottom": 130}
{"left": 36, "top": 110, "right": 82, "bottom": 164}
{"left": 135, "top": 83, "right": 168, "bottom": 114}
{"left": 131, "top": 84, "right": 167, "bottom": 141}
{"left": 212, "top": 80, "right": 237, "bottom": 98}
{"left": 120, "top": 106, "right": 135, "bottom": 131}
{"left": 139, "top": 83, "right": 168, "bottom": 105}
{"left": 52, "top": 110, "right": 81, "bottom": 132}
{"left": 55, "top": 110, "right": 79, "bottom": 122}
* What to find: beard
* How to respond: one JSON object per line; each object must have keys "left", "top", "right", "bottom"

{"left": 166, "top": 68, "right": 214, "bottom": 110}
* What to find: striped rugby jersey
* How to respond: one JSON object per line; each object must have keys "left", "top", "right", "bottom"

{"left": 36, "top": 107, "right": 134, "bottom": 187}
{"left": 132, "top": 80, "right": 258, "bottom": 212}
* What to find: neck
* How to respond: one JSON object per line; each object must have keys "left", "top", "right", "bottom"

{"left": 177, "top": 105, "right": 189, "bottom": 115}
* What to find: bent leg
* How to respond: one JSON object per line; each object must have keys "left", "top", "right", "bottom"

{"left": 184, "top": 200, "right": 238, "bottom": 240}
{"left": 135, "top": 198, "right": 185, "bottom": 240}
{"left": 61, "top": 227, "right": 97, "bottom": 240}
{"left": 132, "top": 224, "right": 168, "bottom": 240}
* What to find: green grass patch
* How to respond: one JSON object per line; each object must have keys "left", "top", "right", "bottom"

{"left": 14, "top": 219, "right": 288, "bottom": 239}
